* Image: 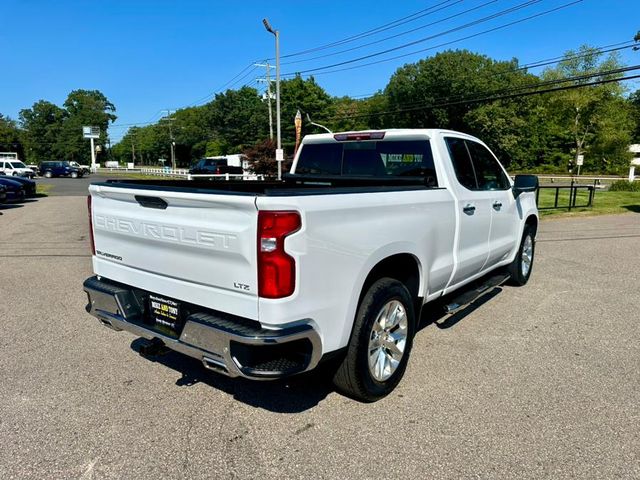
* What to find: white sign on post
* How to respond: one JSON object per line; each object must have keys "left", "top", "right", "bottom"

{"left": 82, "top": 126, "right": 100, "bottom": 139}
{"left": 576, "top": 154, "right": 584, "bottom": 166}
{"left": 275, "top": 148, "right": 284, "bottom": 162}
{"left": 83, "top": 126, "right": 100, "bottom": 173}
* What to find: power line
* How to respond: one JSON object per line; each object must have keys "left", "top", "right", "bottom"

{"left": 109, "top": 1, "right": 578, "bottom": 137}
{"left": 281, "top": 0, "right": 584, "bottom": 78}
{"left": 344, "top": 41, "right": 637, "bottom": 103}
{"left": 325, "top": 65, "right": 640, "bottom": 122}
{"left": 220, "top": 66, "right": 261, "bottom": 94}
{"left": 185, "top": 63, "right": 257, "bottom": 107}
{"left": 278, "top": 0, "right": 461, "bottom": 60}
{"left": 283, "top": 0, "right": 550, "bottom": 76}
{"left": 423, "top": 63, "right": 640, "bottom": 107}
{"left": 281, "top": 0, "right": 497, "bottom": 66}
{"left": 107, "top": 37, "right": 633, "bottom": 133}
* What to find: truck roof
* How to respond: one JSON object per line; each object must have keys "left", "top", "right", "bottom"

{"left": 302, "top": 128, "right": 474, "bottom": 144}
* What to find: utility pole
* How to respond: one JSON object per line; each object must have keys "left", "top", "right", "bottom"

{"left": 255, "top": 62, "right": 274, "bottom": 140}
{"left": 263, "top": 18, "right": 282, "bottom": 180}
{"left": 162, "top": 109, "right": 176, "bottom": 170}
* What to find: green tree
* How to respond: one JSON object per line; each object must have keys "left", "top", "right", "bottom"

{"left": 541, "top": 46, "right": 633, "bottom": 173}
{"left": 384, "top": 50, "right": 535, "bottom": 131}
{"left": 279, "top": 75, "right": 333, "bottom": 147}
{"left": 0, "top": 114, "right": 24, "bottom": 158}
{"left": 328, "top": 94, "right": 388, "bottom": 132}
{"left": 19, "top": 100, "right": 66, "bottom": 162}
{"left": 57, "top": 89, "right": 117, "bottom": 163}
{"left": 171, "top": 106, "right": 214, "bottom": 164}
{"left": 207, "top": 86, "right": 268, "bottom": 152}
{"left": 629, "top": 89, "right": 640, "bottom": 142}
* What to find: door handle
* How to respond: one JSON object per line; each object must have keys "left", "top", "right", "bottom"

{"left": 463, "top": 204, "right": 476, "bottom": 214}
{"left": 493, "top": 201, "right": 503, "bottom": 210}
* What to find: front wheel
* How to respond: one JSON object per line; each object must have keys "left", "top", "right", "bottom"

{"left": 44, "top": 171, "right": 52, "bottom": 178}
{"left": 333, "top": 277, "right": 416, "bottom": 402}
{"left": 70, "top": 171, "right": 78, "bottom": 179}
{"left": 507, "top": 225, "right": 535, "bottom": 286}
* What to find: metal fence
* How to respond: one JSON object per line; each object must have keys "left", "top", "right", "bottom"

{"left": 96, "top": 166, "right": 264, "bottom": 181}
{"left": 536, "top": 180, "right": 596, "bottom": 211}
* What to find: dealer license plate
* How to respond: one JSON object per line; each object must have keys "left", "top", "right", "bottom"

{"left": 148, "top": 294, "right": 182, "bottom": 336}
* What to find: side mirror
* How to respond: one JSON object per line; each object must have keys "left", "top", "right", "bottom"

{"left": 513, "top": 174, "right": 538, "bottom": 198}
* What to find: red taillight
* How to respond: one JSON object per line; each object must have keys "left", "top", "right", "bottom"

{"left": 87, "top": 195, "right": 96, "bottom": 255}
{"left": 257, "top": 211, "right": 301, "bottom": 299}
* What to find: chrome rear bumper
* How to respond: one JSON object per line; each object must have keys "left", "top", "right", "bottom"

{"left": 83, "top": 276, "right": 322, "bottom": 379}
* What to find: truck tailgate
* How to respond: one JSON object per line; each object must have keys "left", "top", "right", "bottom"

{"left": 89, "top": 184, "right": 259, "bottom": 319}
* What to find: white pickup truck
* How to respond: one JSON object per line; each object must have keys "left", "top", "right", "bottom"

{"left": 83, "top": 129, "right": 538, "bottom": 401}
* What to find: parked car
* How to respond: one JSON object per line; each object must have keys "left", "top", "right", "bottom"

{"left": 69, "top": 161, "right": 91, "bottom": 175}
{"left": 0, "top": 160, "right": 35, "bottom": 178}
{"left": 0, "top": 177, "right": 26, "bottom": 201}
{"left": 39, "top": 161, "right": 84, "bottom": 178}
{"left": 0, "top": 184, "right": 6, "bottom": 205}
{"left": 26, "top": 164, "right": 40, "bottom": 175}
{"left": 0, "top": 175, "right": 37, "bottom": 197}
{"left": 189, "top": 158, "right": 244, "bottom": 176}
{"left": 83, "top": 129, "right": 539, "bottom": 401}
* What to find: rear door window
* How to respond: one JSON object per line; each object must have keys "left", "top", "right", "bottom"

{"left": 466, "top": 141, "right": 511, "bottom": 191}
{"left": 445, "top": 137, "right": 477, "bottom": 190}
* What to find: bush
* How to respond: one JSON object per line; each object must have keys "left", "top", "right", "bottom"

{"left": 608, "top": 180, "right": 640, "bottom": 192}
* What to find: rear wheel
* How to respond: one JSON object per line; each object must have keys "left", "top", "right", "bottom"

{"left": 507, "top": 224, "right": 535, "bottom": 286}
{"left": 44, "top": 171, "right": 52, "bottom": 178}
{"left": 71, "top": 171, "right": 78, "bottom": 179}
{"left": 333, "top": 277, "right": 416, "bottom": 402}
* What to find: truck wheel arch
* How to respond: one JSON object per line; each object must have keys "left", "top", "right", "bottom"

{"left": 525, "top": 214, "right": 538, "bottom": 236}
{"left": 340, "top": 252, "right": 424, "bottom": 351}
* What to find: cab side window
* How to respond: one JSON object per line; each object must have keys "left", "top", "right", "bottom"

{"left": 445, "top": 137, "right": 477, "bottom": 190}
{"left": 465, "top": 141, "right": 511, "bottom": 191}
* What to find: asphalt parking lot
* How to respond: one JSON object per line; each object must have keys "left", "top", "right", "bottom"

{"left": 1, "top": 190, "right": 639, "bottom": 479}
{"left": 36, "top": 174, "right": 113, "bottom": 196}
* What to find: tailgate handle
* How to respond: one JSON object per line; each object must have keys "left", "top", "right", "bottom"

{"left": 135, "top": 195, "right": 168, "bottom": 210}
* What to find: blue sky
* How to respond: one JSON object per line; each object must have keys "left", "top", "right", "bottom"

{"left": 1, "top": 0, "right": 639, "bottom": 143}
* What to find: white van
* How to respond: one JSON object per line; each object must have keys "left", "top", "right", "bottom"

{"left": 0, "top": 160, "right": 35, "bottom": 178}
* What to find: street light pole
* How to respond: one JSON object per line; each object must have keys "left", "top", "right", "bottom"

{"left": 263, "top": 18, "right": 282, "bottom": 180}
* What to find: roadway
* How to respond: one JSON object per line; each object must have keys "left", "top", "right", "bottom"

{"left": 36, "top": 174, "right": 127, "bottom": 196}
{"left": 0, "top": 196, "right": 639, "bottom": 479}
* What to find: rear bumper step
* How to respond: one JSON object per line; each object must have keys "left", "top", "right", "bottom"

{"left": 83, "top": 276, "right": 322, "bottom": 379}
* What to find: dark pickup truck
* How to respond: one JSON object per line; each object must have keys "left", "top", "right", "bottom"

{"left": 188, "top": 158, "right": 244, "bottom": 176}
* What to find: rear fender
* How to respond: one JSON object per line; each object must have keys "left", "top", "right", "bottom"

{"left": 339, "top": 243, "right": 425, "bottom": 350}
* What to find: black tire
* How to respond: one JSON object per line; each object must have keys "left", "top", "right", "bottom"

{"left": 333, "top": 277, "right": 416, "bottom": 402}
{"left": 44, "top": 171, "right": 52, "bottom": 178}
{"left": 71, "top": 171, "right": 78, "bottom": 179}
{"left": 507, "top": 224, "right": 535, "bottom": 286}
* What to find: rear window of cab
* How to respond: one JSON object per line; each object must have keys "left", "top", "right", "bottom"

{"left": 296, "top": 139, "right": 438, "bottom": 187}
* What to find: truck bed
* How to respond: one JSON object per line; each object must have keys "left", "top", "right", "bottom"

{"left": 93, "top": 174, "right": 436, "bottom": 197}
